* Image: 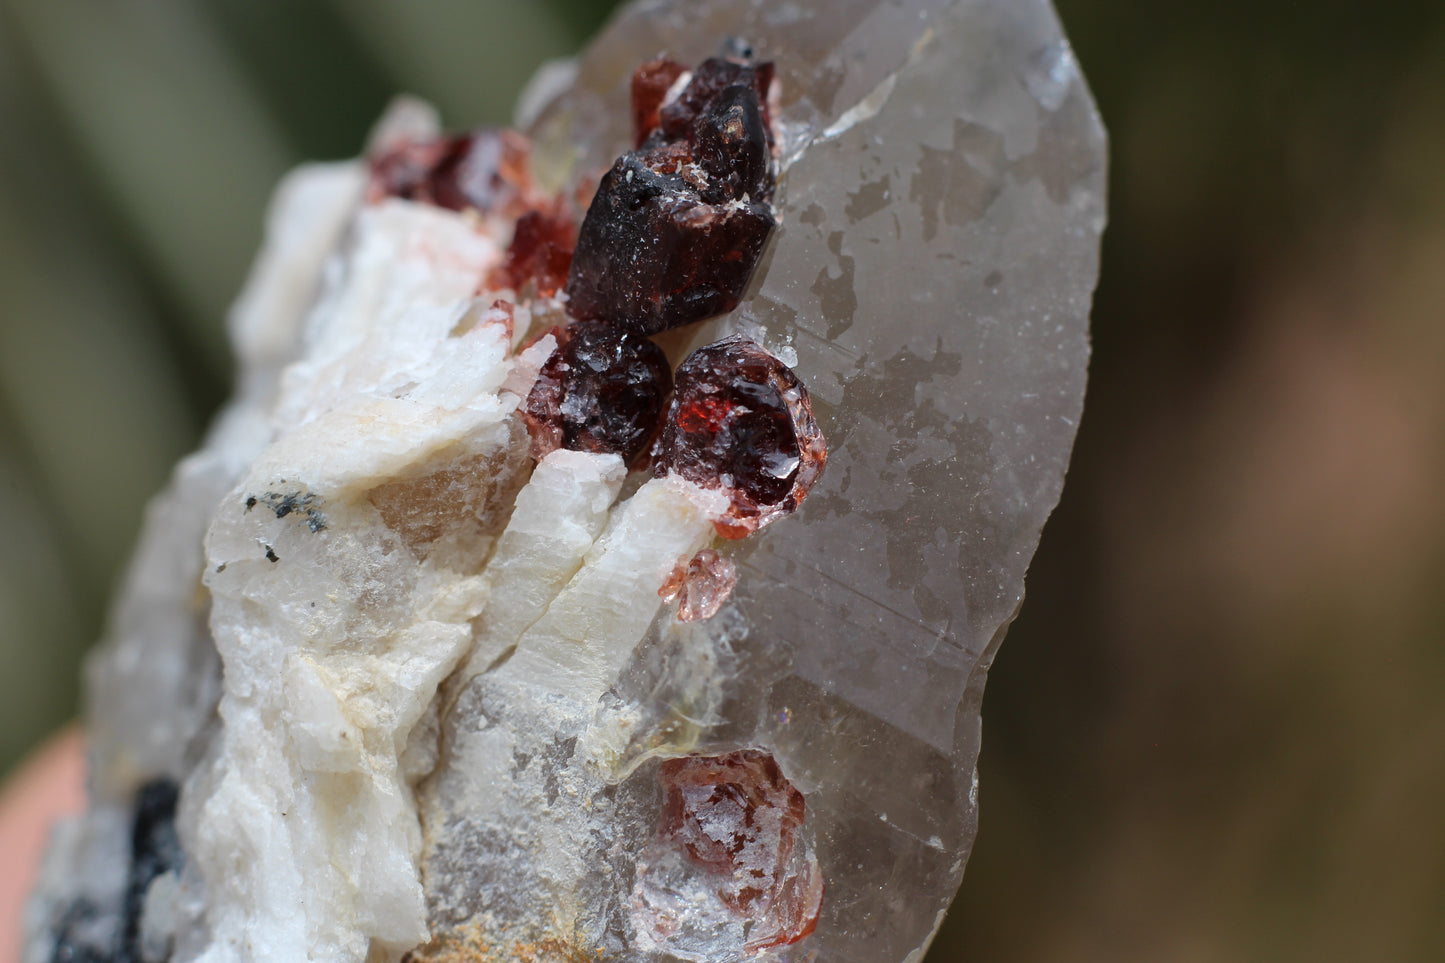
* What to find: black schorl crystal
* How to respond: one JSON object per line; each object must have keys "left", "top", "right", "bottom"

{"left": 48, "top": 899, "right": 111, "bottom": 963}
{"left": 523, "top": 323, "right": 674, "bottom": 463}
{"left": 50, "top": 780, "right": 182, "bottom": 963}
{"left": 118, "top": 780, "right": 183, "bottom": 961}
{"left": 564, "top": 55, "right": 777, "bottom": 335}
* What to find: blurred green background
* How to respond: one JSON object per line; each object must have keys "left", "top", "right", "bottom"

{"left": 2, "top": 1, "right": 1442, "bottom": 960}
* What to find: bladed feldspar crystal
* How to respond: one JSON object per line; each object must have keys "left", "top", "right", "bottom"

{"left": 25, "top": 1, "right": 1105, "bottom": 962}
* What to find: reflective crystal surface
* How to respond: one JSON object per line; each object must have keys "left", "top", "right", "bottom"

{"left": 26, "top": 1, "right": 1103, "bottom": 962}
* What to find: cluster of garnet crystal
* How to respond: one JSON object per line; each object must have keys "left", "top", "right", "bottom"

{"left": 369, "top": 49, "right": 824, "bottom": 540}
{"left": 538, "top": 52, "right": 823, "bottom": 538}
{"left": 368, "top": 127, "right": 576, "bottom": 299}
{"left": 368, "top": 128, "right": 533, "bottom": 219}
{"left": 371, "top": 52, "right": 827, "bottom": 951}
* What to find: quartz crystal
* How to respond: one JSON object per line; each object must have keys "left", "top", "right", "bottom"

{"left": 25, "top": 1, "right": 1104, "bottom": 962}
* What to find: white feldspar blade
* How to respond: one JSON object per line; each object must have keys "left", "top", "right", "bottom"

{"left": 451, "top": 447, "right": 628, "bottom": 682}
{"left": 500, "top": 474, "right": 729, "bottom": 703}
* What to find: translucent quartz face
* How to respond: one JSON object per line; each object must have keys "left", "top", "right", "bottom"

{"left": 26, "top": 2, "right": 1103, "bottom": 963}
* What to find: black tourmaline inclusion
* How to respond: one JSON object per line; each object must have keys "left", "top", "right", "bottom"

{"left": 523, "top": 323, "right": 673, "bottom": 463}
{"left": 119, "top": 781, "right": 182, "bottom": 962}
{"left": 49, "top": 780, "right": 182, "bottom": 963}
{"left": 654, "top": 337, "right": 825, "bottom": 535}
{"left": 564, "top": 56, "right": 777, "bottom": 335}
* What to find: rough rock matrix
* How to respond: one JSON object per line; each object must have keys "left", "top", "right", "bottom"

{"left": 25, "top": 1, "right": 1105, "bottom": 962}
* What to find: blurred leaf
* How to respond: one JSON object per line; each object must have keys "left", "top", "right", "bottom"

{"left": 2, "top": 0, "right": 295, "bottom": 375}
{"left": 324, "top": 0, "right": 579, "bottom": 127}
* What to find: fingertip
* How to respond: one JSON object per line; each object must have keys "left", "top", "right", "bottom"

{"left": 0, "top": 727, "right": 87, "bottom": 963}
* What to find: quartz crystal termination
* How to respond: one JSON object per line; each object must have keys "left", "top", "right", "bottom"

{"left": 25, "top": 1, "right": 1104, "bottom": 962}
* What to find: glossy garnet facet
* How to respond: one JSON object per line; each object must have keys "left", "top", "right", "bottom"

{"left": 522, "top": 323, "right": 673, "bottom": 463}
{"left": 564, "top": 53, "right": 778, "bottom": 336}
{"left": 653, "top": 337, "right": 825, "bottom": 537}
{"left": 564, "top": 155, "right": 774, "bottom": 335}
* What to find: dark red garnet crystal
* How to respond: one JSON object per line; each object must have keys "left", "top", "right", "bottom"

{"left": 489, "top": 205, "right": 576, "bottom": 298}
{"left": 654, "top": 337, "right": 825, "bottom": 537}
{"left": 522, "top": 323, "right": 673, "bottom": 463}
{"left": 368, "top": 129, "right": 530, "bottom": 215}
{"left": 564, "top": 55, "right": 778, "bottom": 336}
{"left": 654, "top": 56, "right": 774, "bottom": 150}
{"left": 630, "top": 58, "right": 688, "bottom": 149}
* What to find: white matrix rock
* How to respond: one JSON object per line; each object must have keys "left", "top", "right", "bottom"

{"left": 26, "top": 1, "right": 1105, "bottom": 962}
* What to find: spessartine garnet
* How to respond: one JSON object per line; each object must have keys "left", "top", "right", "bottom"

{"left": 644, "top": 750, "right": 821, "bottom": 950}
{"left": 659, "top": 548, "right": 739, "bottom": 622}
{"left": 522, "top": 322, "right": 673, "bottom": 463}
{"left": 489, "top": 205, "right": 576, "bottom": 298}
{"left": 367, "top": 129, "right": 531, "bottom": 215}
{"left": 654, "top": 337, "right": 825, "bottom": 536}
{"left": 630, "top": 58, "right": 688, "bottom": 149}
{"left": 653, "top": 57, "right": 774, "bottom": 151}
{"left": 564, "top": 53, "right": 778, "bottom": 336}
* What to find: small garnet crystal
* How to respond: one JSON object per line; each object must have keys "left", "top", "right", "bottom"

{"left": 522, "top": 323, "right": 673, "bottom": 463}
{"left": 654, "top": 337, "right": 825, "bottom": 537}
{"left": 564, "top": 54, "right": 778, "bottom": 335}
{"left": 630, "top": 58, "right": 688, "bottom": 149}
{"left": 367, "top": 129, "right": 531, "bottom": 215}
{"left": 488, "top": 205, "right": 576, "bottom": 298}
{"left": 659, "top": 548, "right": 739, "bottom": 622}
{"left": 645, "top": 750, "right": 822, "bottom": 951}
{"left": 655, "top": 57, "right": 775, "bottom": 158}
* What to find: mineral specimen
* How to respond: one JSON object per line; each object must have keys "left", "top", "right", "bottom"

{"left": 25, "top": 1, "right": 1105, "bottom": 962}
